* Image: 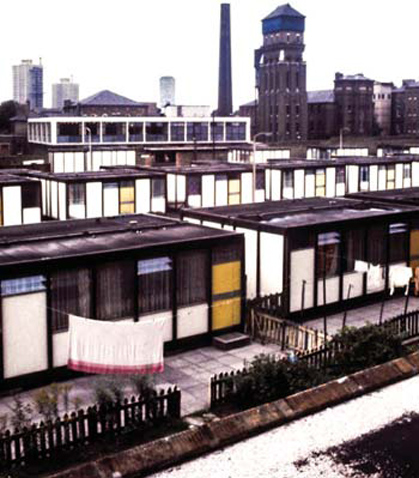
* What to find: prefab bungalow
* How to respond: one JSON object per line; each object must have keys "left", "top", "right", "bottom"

{"left": 264, "top": 160, "right": 347, "bottom": 200}
{"left": 0, "top": 174, "right": 41, "bottom": 226}
{"left": 123, "top": 164, "right": 267, "bottom": 209}
{"left": 22, "top": 169, "right": 166, "bottom": 220}
{"left": 181, "top": 198, "right": 419, "bottom": 319}
{"left": 264, "top": 156, "right": 419, "bottom": 201}
{"left": 0, "top": 214, "right": 244, "bottom": 390}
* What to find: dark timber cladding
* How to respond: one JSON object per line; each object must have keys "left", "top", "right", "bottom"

{"left": 218, "top": 3, "right": 233, "bottom": 116}
{"left": 255, "top": 3, "right": 307, "bottom": 142}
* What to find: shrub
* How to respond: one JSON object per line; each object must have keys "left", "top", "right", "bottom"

{"left": 332, "top": 324, "right": 405, "bottom": 375}
{"left": 92, "top": 375, "right": 127, "bottom": 407}
{"left": 129, "top": 374, "right": 155, "bottom": 398}
{"left": 7, "top": 396, "right": 32, "bottom": 430}
{"left": 33, "top": 384, "right": 61, "bottom": 422}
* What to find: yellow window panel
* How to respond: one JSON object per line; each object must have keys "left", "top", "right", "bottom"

{"left": 212, "top": 261, "right": 241, "bottom": 295}
{"left": 212, "top": 297, "right": 241, "bottom": 330}
{"left": 120, "top": 202, "right": 135, "bottom": 214}
{"left": 315, "top": 187, "right": 326, "bottom": 197}
{"left": 387, "top": 168, "right": 395, "bottom": 180}
{"left": 228, "top": 193, "right": 241, "bottom": 205}
{"left": 410, "top": 259, "right": 419, "bottom": 270}
{"left": 120, "top": 186, "right": 135, "bottom": 203}
{"left": 387, "top": 181, "right": 395, "bottom": 190}
{"left": 316, "top": 173, "right": 325, "bottom": 187}
{"left": 410, "top": 230, "right": 419, "bottom": 257}
{"left": 229, "top": 179, "right": 241, "bottom": 194}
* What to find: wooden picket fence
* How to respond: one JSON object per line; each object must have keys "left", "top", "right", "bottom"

{"left": 211, "top": 308, "right": 419, "bottom": 408}
{"left": 0, "top": 387, "right": 181, "bottom": 469}
{"left": 246, "top": 309, "right": 329, "bottom": 352}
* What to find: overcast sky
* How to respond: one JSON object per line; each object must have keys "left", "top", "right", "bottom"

{"left": 2, "top": 0, "right": 419, "bottom": 109}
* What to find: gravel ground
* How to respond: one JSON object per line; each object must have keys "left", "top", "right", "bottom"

{"left": 152, "top": 374, "right": 419, "bottom": 477}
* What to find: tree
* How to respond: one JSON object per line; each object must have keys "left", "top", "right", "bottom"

{"left": 0, "top": 100, "right": 18, "bottom": 133}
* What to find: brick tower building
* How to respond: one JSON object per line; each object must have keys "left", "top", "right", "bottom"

{"left": 255, "top": 4, "right": 307, "bottom": 142}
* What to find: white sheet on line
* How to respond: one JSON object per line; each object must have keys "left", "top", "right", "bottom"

{"left": 67, "top": 315, "right": 165, "bottom": 375}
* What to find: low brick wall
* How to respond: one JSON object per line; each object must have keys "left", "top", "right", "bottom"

{"left": 48, "top": 351, "right": 419, "bottom": 478}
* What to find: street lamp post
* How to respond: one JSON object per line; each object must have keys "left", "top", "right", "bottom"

{"left": 252, "top": 132, "right": 272, "bottom": 202}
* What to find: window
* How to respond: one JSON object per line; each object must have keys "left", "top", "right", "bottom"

{"left": 177, "top": 250, "right": 208, "bottom": 307}
{"left": 387, "top": 165, "right": 395, "bottom": 189}
{"left": 188, "top": 176, "right": 202, "bottom": 195}
{"left": 138, "top": 257, "right": 172, "bottom": 314}
{"left": 317, "top": 232, "right": 340, "bottom": 278}
{"left": 22, "top": 182, "right": 40, "bottom": 209}
{"left": 129, "top": 123, "right": 143, "bottom": 142}
{"left": 228, "top": 174, "right": 241, "bottom": 205}
{"left": 284, "top": 171, "right": 294, "bottom": 188}
{"left": 96, "top": 261, "right": 135, "bottom": 320}
{"left": 403, "top": 163, "right": 412, "bottom": 180}
{"left": 211, "top": 122, "right": 224, "bottom": 141}
{"left": 68, "top": 183, "right": 85, "bottom": 206}
{"left": 120, "top": 180, "right": 135, "bottom": 214}
{"left": 360, "top": 166, "right": 369, "bottom": 183}
{"left": 343, "top": 229, "right": 365, "bottom": 273}
{"left": 389, "top": 223, "right": 408, "bottom": 263}
{"left": 145, "top": 122, "right": 168, "bottom": 142}
{"left": 170, "top": 122, "right": 185, "bottom": 141}
{"left": 226, "top": 123, "right": 246, "bottom": 141}
{"left": 0, "top": 189, "right": 2, "bottom": 226}
{"left": 367, "top": 225, "right": 386, "bottom": 265}
{"left": 187, "top": 122, "right": 208, "bottom": 141}
{"left": 336, "top": 167, "right": 345, "bottom": 184}
{"left": 256, "top": 171, "right": 265, "bottom": 191}
{"left": 152, "top": 178, "right": 165, "bottom": 198}
{"left": 1, "top": 275, "right": 46, "bottom": 296}
{"left": 50, "top": 268, "right": 92, "bottom": 332}
{"left": 315, "top": 169, "right": 326, "bottom": 197}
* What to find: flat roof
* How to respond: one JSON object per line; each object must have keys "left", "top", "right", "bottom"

{"left": 0, "top": 214, "right": 240, "bottom": 268}
{"left": 0, "top": 172, "right": 41, "bottom": 186}
{"left": 113, "top": 164, "right": 262, "bottom": 175}
{"left": 21, "top": 169, "right": 164, "bottom": 182}
{"left": 182, "top": 198, "right": 416, "bottom": 233}
{"left": 348, "top": 188, "right": 419, "bottom": 205}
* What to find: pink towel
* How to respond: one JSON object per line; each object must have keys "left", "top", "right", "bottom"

{"left": 68, "top": 316, "right": 165, "bottom": 374}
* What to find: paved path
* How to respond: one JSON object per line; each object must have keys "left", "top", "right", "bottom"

{"left": 303, "top": 295, "right": 419, "bottom": 336}
{"left": 0, "top": 342, "right": 284, "bottom": 429}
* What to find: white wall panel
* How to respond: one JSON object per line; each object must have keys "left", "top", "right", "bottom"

{"left": 127, "top": 150, "right": 136, "bottom": 166}
{"left": 202, "top": 175, "right": 215, "bottom": 207}
{"left": 283, "top": 187, "right": 293, "bottom": 199}
{"left": 3, "top": 186, "right": 22, "bottom": 226}
{"left": 86, "top": 182, "right": 103, "bottom": 218}
{"left": 367, "top": 265, "right": 385, "bottom": 293}
{"left": 53, "top": 152, "right": 64, "bottom": 173}
{"left": 395, "top": 164, "right": 403, "bottom": 189}
{"left": 117, "top": 151, "right": 126, "bottom": 165}
{"left": 290, "top": 249, "right": 314, "bottom": 312}
{"left": 64, "top": 152, "right": 75, "bottom": 173}
{"left": 336, "top": 183, "right": 346, "bottom": 196}
{"left": 103, "top": 185, "right": 119, "bottom": 216}
{"left": 167, "top": 174, "right": 176, "bottom": 203}
{"left": 294, "top": 170, "right": 305, "bottom": 198}
{"left": 51, "top": 181, "right": 58, "bottom": 218}
{"left": 271, "top": 170, "right": 281, "bottom": 200}
{"left": 255, "top": 189, "right": 265, "bottom": 203}
{"left": 317, "top": 277, "right": 340, "bottom": 305}
{"left": 215, "top": 176, "right": 228, "bottom": 206}
{"left": 58, "top": 182, "right": 67, "bottom": 220}
{"left": 347, "top": 165, "right": 359, "bottom": 193}
{"left": 343, "top": 272, "right": 364, "bottom": 300}
{"left": 241, "top": 172, "right": 253, "bottom": 204}
{"left": 177, "top": 303, "right": 208, "bottom": 338}
{"left": 102, "top": 151, "right": 112, "bottom": 166}
{"left": 305, "top": 173, "right": 315, "bottom": 197}
{"left": 188, "top": 194, "right": 202, "bottom": 208}
{"left": 92, "top": 152, "right": 102, "bottom": 171}
{"left": 136, "top": 179, "right": 151, "bottom": 213}
{"left": 378, "top": 167, "right": 386, "bottom": 190}
{"left": 3, "top": 292, "right": 48, "bottom": 378}
{"left": 369, "top": 165, "right": 378, "bottom": 191}
{"left": 53, "top": 331, "right": 69, "bottom": 368}
{"left": 177, "top": 175, "right": 186, "bottom": 202}
{"left": 260, "top": 232, "right": 283, "bottom": 296}
{"left": 151, "top": 197, "right": 166, "bottom": 213}
{"left": 141, "top": 311, "right": 173, "bottom": 342}
{"left": 413, "top": 162, "right": 419, "bottom": 187}
{"left": 237, "top": 227, "right": 258, "bottom": 298}
{"left": 23, "top": 207, "right": 41, "bottom": 224}
{"left": 326, "top": 168, "right": 336, "bottom": 198}
{"left": 74, "top": 152, "right": 85, "bottom": 172}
